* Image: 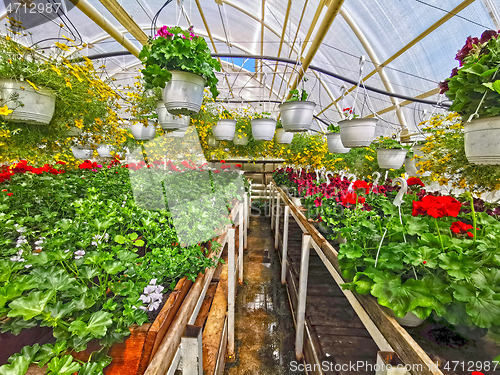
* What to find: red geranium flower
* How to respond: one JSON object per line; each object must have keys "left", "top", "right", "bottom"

{"left": 450, "top": 221, "right": 477, "bottom": 238}
{"left": 412, "top": 195, "right": 462, "bottom": 218}
{"left": 235, "top": 164, "right": 242, "bottom": 168}
{"left": 407, "top": 177, "right": 425, "bottom": 187}
{"left": 342, "top": 192, "right": 365, "bottom": 206}
{"left": 352, "top": 180, "right": 370, "bottom": 194}
{"left": 7, "top": 193, "right": 13, "bottom": 196}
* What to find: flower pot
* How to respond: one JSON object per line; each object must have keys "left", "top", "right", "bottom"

{"left": 275, "top": 128, "right": 294, "bottom": 144}
{"left": 251, "top": 118, "right": 276, "bottom": 141}
{"left": 162, "top": 71, "right": 205, "bottom": 116}
{"left": 207, "top": 136, "right": 220, "bottom": 147}
{"left": 233, "top": 134, "right": 249, "bottom": 146}
{"left": 404, "top": 157, "right": 419, "bottom": 176}
{"left": 71, "top": 146, "right": 93, "bottom": 160}
{"left": 97, "top": 145, "right": 113, "bottom": 158}
{"left": 464, "top": 117, "right": 500, "bottom": 164}
{"left": 327, "top": 132, "right": 350, "bottom": 153}
{"left": 393, "top": 311, "right": 425, "bottom": 327}
{"left": 338, "top": 118, "right": 377, "bottom": 147}
{"left": 130, "top": 122, "right": 156, "bottom": 141}
{"left": 279, "top": 101, "right": 316, "bottom": 132}
{"left": 377, "top": 148, "right": 407, "bottom": 169}
{"left": 291, "top": 197, "right": 302, "bottom": 206}
{"left": 212, "top": 119, "right": 236, "bottom": 141}
{"left": 0, "top": 78, "right": 56, "bottom": 125}
{"left": 165, "top": 128, "right": 187, "bottom": 138}
{"left": 156, "top": 101, "right": 190, "bottom": 130}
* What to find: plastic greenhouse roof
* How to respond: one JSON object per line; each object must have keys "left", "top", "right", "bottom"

{"left": 1, "top": 0, "right": 499, "bottom": 135}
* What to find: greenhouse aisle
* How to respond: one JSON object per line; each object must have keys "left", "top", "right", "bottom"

{"left": 225, "top": 215, "right": 302, "bottom": 375}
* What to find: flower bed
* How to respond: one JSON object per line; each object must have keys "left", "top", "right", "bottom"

{"left": 0, "top": 159, "right": 245, "bottom": 373}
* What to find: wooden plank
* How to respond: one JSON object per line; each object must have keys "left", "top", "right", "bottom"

{"left": 193, "top": 282, "right": 218, "bottom": 328}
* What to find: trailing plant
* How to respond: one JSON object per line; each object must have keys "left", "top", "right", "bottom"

{"left": 327, "top": 123, "right": 340, "bottom": 133}
{"left": 287, "top": 88, "right": 308, "bottom": 102}
{"left": 139, "top": 26, "right": 221, "bottom": 98}
{"left": 372, "top": 136, "right": 409, "bottom": 150}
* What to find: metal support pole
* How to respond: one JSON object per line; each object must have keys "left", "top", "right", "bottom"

{"left": 238, "top": 201, "right": 244, "bottom": 284}
{"left": 270, "top": 185, "right": 275, "bottom": 229}
{"left": 179, "top": 325, "right": 203, "bottom": 375}
{"left": 228, "top": 227, "right": 236, "bottom": 357}
{"left": 281, "top": 205, "right": 290, "bottom": 285}
{"left": 295, "top": 234, "right": 311, "bottom": 361}
{"left": 244, "top": 193, "right": 248, "bottom": 249}
{"left": 274, "top": 194, "right": 280, "bottom": 249}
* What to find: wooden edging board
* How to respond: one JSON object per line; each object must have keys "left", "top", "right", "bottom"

{"left": 272, "top": 181, "right": 444, "bottom": 375}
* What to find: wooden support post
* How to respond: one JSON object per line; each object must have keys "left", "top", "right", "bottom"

{"left": 179, "top": 325, "right": 203, "bottom": 375}
{"left": 227, "top": 228, "right": 236, "bottom": 357}
{"left": 295, "top": 234, "right": 311, "bottom": 361}
{"left": 238, "top": 202, "right": 244, "bottom": 284}
{"left": 281, "top": 205, "right": 290, "bottom": 285}
{"left": 243, "top": 194, "right": 248, "bottom": 249}
{"left": 274, "top": 194, "right": 280, "bottom": 249}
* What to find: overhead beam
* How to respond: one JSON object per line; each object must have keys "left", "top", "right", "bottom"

{"left": 67, "top": 0, "right": 141, "bottom": 58}
{"left": 98, "top": 0, "right": 149, "bottom": 45}
{"left": 365, "top": 88, "right": 440, "bottom": 118}
{"left": 286, "top": 0, "right": 345, "bottom": 101}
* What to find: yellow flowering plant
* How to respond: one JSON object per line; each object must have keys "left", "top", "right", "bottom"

{"left": 417, "top": 113, "right": 500, "bottom": 192}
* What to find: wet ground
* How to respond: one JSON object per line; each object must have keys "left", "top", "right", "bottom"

{"left": 225, "top": 215, "right": 302, "bottom": 375}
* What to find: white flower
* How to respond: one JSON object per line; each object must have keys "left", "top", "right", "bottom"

{"left": 10, "top": 255, "right": 25, "bottom": 262}
{"left": 24, "top": 264, "right": 32, "bottom": 269}
{"left": 148, "top": 300, "right": 161, "bottom": 311}
{"left": 35, "top": 246, "right": 43, "bottom": 251}
{"left": 149, "top": 278, "right": 157, "bottom": 285}
{"left": 64, "top": 249, "right": 70, "bottom": 253}
{"left": 139, "top": 294, "right": 151, "bottom": 303}
{"left": 16, "top": 227, "right": 26, "bottom": 233}
{"left": 74, "top": 250, "right": 86, "bottom": 260}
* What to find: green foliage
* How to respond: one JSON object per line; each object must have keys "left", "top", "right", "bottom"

{"left": 139, "top": 26, "right": 221, "bottom": 98}
{"left": 372, "top": 136, "right": 409, "bottom": 150}
{"left": 287, "top": 88, "right": 308, "bottom": 102}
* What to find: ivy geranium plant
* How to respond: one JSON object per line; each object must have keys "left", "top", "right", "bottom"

{"left": 439, "top": 30, "right": 500, "bottom": 120}
{"left": 139, "top": 26, "right": 221, "bottom": 98}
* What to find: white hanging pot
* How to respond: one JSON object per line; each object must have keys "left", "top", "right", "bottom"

{"left": 0, "top": 78, "right": 56, "bottom": 125}
{"left": 251, "top": 118, "right": 276, "bottom": 141}
{"left": 338, "top": 118, "right": 377, "bottom": 147}
{"left": 279, "top": 101, "right": 316, "bottom": 132}
{"left": 212, "top": 119, "right": 236, "bottom": 141}
{"left": 275, "top": 128, "right": 294, "bottom": 144}
{"left": 71, "top": 146, "right": 93, "bottom": 160}
{"left": 291, "top": 197, "right": 302, "bottom": 206}
{"left": 464, "top": 117, "right": 500, "bottom": 165}
{"left": 233, "top": 134, "right": 249, "bottom": 146}
{"left": 156, "top": 101, "right": 190, "bottom": 130}
{"left": 162, "top": 71, "right": 205, "bottom": 116}
{"left": 97, "top": 145, "right": 113, "bottom": 158}
{"left": 327, "top": 133, "right": 350, "bottom": 153}
{"left": 165, "top": 128, "right": 187, "bottom": 138}
{"left": 130, "top": 122, "right": 156, "bottom": 141}
{"left": 207, "top": 136, "right": 220, "bottom": 148}
{"left": 377, "top": 148, "right": 407, "bottom": 169}
{"left": 404, "top": 157, "right": 419, "bottom": 176}
{"left": 393, "top": 311, "right": 425, "bottom": 327}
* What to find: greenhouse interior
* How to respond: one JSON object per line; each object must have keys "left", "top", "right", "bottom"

{"left": 2, "top": 0, "right": 500, "bottom": 374}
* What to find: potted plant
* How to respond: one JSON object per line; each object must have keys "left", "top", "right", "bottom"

{"left": 404, "top": 149, "right": 419, "bottom": 176}
{"left": 97, "top": 144, "right": 113, "bottom": 158}
{"left": 251, "top": 111, "right": 276, "bottom": 141}
{"left": 233, "top": 116, "right": 250, "bottom": 145}
{"left": 326, "top": 123, "right": 350, "bottom": 153}
{"left": 275, "top": 121, "right": 294, "bottom": 144}
{"left": 373, "top": 136, "right": 408, "bottom": 169}
{"left": 278, "top": 88, "right": 316, "bottom": 132}
{"left": 439, "top": 30, "right": 500, "bottom": 165}
{"left": 212, "top": 109, "right": 236, "bottom": 141}
{"left": 157, "top": 101, "right": 190, "bottom": 130}
{"left": 71, "top": 145, "right": 93, "bottom": 160}
{"left": 207, "top": 136, "right": 220, "bottom": 148}
{"left": 288, "top": 186, "right": 303, "bottom": 207}
{"left": 139, "top": 26, "right": 221, "bottom": 116}
{"left": 338, "top": 107, "right": 377, "bottom": 148}
{"left": 130, "top": 119, "right": 157, "bottom": 141}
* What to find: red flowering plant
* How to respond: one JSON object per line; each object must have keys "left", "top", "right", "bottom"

{"left": 337, "top": 190, "right": 500, "bottom": 335}
{"left": 440, "top": 30, "right": 500, "bottom": 120}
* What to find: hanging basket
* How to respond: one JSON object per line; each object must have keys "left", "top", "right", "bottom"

{"left": 278, "top": 101, "right": 316, "bottom": 132}
{"left": 338, "top": 118, "right": 377, "bottom": 147}
{"left": 233, "top": 134, "right": 249, "bottom": 146}
{"left": 212, "top": 119, "right": 236, "bottom": 141}
{"left": 404, "top": 157, "right": 419, "bottom": 176}
{"left": 130, "top": 122, "right": 156, "bottom": 141}
{"left": 165, "top": 127, "right": 187, "bottom": 138}
{"left": 0, "top": 78, "right": 56, "bottom": 125}
{"left": 97, "top": 145, "right": 113, "bottom": 158}
{"left": 162, "top": 71, "right": 205, "bottom": 116}
{"left": 156, "top": 101, "right": 190, "bottom": 130}
{"left": 251, "top": 118, "right": 276, "bottom": 141}
{"left": 275, "top": 128, "right": 294, "bottom": 144}
{"left": 71, "top": 146, "right": 93, "bottom": 160}
{"left": 377, "top": 148, "right": 407, "bottom": 169}
{"left": 464, "top": 117, "right": 500, "bottom": 165}
{"left": 326, "top": 133, "right": 350, "bottom": 153}
{"left": 207, "top": 136, "right": 220, "bottom": 148}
